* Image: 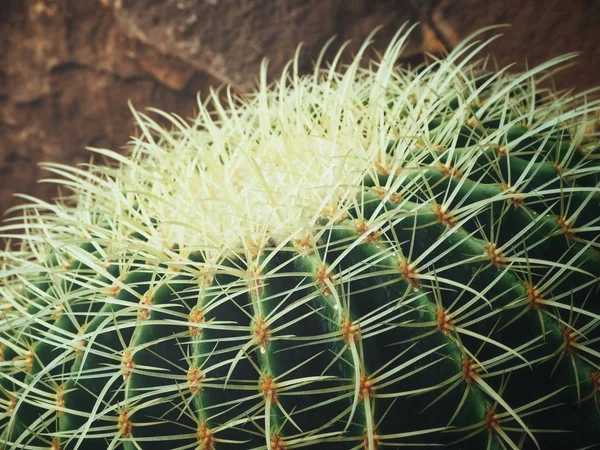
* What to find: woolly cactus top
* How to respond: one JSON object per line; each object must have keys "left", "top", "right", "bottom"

{"left": 1, "top": 25, "right": 597, "bottom": 262}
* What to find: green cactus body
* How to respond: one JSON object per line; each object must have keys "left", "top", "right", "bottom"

{"left": 1, "top": 26, "right": 599, "bottom": 449}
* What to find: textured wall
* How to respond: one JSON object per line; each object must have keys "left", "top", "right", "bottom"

{"left": 1, "top": 0, "right": 599, "bottom": 216}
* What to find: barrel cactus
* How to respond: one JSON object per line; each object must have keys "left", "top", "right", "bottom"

{"left": 1, "top": 25, "right": 599, "bottom": 449}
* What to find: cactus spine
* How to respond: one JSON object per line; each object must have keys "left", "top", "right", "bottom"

{"left": 1, "top": 25, "right": 599, "bottom": 449}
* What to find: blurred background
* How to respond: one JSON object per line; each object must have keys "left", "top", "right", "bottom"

{"left": 1, "top": 0, "right": 599, "bottom": 216}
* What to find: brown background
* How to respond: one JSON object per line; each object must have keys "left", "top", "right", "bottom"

{"left": 1, "top": 0, "right": 599, "bottom": 216}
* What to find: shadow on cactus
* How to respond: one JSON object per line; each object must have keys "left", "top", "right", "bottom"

{"left": 1, "top": 24, "right": 599, "bottom": 449}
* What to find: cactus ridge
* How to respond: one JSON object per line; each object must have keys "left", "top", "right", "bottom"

{"left": 1, "top": 25, "right": 600, "bottom": 449}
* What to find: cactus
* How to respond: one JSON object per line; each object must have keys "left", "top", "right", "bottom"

{"left": 1, "top": 25, "right": 599, "bottom": 449}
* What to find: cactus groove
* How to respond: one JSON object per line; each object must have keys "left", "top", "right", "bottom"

{"left": 1, "top": 25, "right": 599, "bottom": 449}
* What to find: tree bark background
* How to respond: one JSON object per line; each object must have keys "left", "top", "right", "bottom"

{"left": 1, "top": 0, "right": 598, "bottom": 216}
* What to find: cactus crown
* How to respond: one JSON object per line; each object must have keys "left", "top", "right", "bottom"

{"left": 1, "top": 24, "right": 596, "bottom": 264}
{"left": 1, "top": 25, "right": 599, "bottom": 450}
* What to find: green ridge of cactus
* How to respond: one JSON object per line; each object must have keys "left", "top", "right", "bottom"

{"left": 1, "top": 25, "right": 599, "bottom": 449}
